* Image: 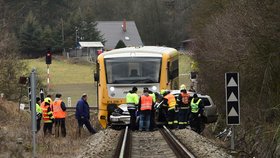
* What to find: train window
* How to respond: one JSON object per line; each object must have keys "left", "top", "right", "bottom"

{"left": 105, "top": 57, "right": 161, "bottom": 84}
{"left": 168, "top": 59, "right": 178, "bottom": 80}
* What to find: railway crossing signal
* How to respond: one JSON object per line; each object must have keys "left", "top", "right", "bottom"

{"left": 46, "top": 50, "right": 52, "bottom": 65}
{"left": 45, "top": 49, "right": 52, "bottom": 92}
{"left": 225, "top": 72, "right": 240, "bottom": 125}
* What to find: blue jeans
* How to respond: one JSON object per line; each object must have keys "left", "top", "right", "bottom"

{"left": 139, "top": 110, "right": 151, "bottom": 131}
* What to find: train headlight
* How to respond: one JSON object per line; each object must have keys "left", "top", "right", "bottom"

{"left": 152, "top": 86, "right": 157, "bottom": 91}
{"left": 110, "top": 87, "right": 115, "bottom": 92}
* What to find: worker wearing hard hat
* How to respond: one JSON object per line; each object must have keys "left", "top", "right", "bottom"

{"left": 41, "top": 97, "right": 54, "bottom": 136}
{"left": 161, "top": 89, "right": 177, "bottom": 129}
{"left": 177, "top": 84, "right": 190, "bottom": 129}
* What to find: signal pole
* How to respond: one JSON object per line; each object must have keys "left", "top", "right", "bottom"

{"left": 47, "top": 64, "right": 50, "bottom": 92}
{"left": 30, "top": 68, "right": 37, "bottom": 158}
{"left": 46, "top": 49, "right": 52, "bottom": 92}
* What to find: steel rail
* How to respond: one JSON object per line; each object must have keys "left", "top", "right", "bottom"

{"left": 66, "top": 107, "right": 97, "bottom": 110}
{"left": 114, "top": 126, "right": 130, "bottom": 158}
{"left": 160, "top": 125, "right": 196, "bottom": 158}
{"left": 119, "top": 126, "right": 129, "bottom": 158}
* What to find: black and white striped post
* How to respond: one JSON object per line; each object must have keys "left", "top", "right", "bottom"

{"left": 47, "top": 65, "right": 50, "bottom": 92}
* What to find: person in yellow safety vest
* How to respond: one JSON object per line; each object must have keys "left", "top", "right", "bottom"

{"left": 190, "top": 93, "right": 204, "bottom": 134}
{"left": 36, "top": 97, "right": 42, "bottom": 133}
{"left": 41, "top": 98, "right": 54, "bottom": 136}
{"left": 126, "top": 86, "right": 139, "bottom": 130}
{"left": 52, "top": 93, "right": 67, "bottom": 137}
{"left": 162, "top": 90, "right": 177, "bottom": 129}
{"left": 177, "top": 84, "right": 190, "bottom": 129}
{"left": 138, "top": 89, "right": 155, "bottom": 131}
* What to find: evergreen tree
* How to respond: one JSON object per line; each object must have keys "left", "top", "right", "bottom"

{"left": 79, "top": 8, "right": 104, "bottom": 42}
{"left": 41, "top": 25, "right": 55, "bottom": 49}
{"left": 63, "top": 7, "right": 104, "bottom": 48}
{"left": 19, "top": 11, "right": 42, "bottom": 57}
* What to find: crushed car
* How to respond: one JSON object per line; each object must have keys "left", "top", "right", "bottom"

{"left": 170, "top": 90, "right": 218, "bottom": 123}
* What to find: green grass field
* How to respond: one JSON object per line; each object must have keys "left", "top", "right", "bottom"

{"left": 26, "top": 57, "right": 94, "bottom": 85}
{"left": 25, "top": 54, "right": 193, "bottom": 106}
{"left": 25, "top": 57, "right": 96, "bottom": 105}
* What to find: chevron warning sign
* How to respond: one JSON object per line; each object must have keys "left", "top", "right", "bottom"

{"left": 225, "top": 72, "right": 240, "bottom": 125}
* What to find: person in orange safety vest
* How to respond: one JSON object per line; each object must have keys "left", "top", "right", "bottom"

{"left": 162, "top": 90, "right": 177, "bottom": 129}
{"left": 41, "top": 97, "right": 54, "bottom": 136}
{"left": 177, "top": 84, "right": 191, "bottom": 129}
{"left": 52, "top": 93, "right": 67, "bottom": 137}
{"left": 138, "top": 89, "right": 154, "bottom": 131}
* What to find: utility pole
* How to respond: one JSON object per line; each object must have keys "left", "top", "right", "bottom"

{"left": 75, "top": 27, "right": 78, "bottom": 57}
{"left": 61, "top": 18, "right": 64, "bottom": 46}
{"left": 30, "top": 68, "right": 37, "bottom": 158}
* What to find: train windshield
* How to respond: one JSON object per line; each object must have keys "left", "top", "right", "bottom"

{"left": 105, "top": 57, "right": 161, "bottom": 84}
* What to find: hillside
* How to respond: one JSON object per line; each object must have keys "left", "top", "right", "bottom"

{"left": 0, "top": 99, "right": 99, "bottom": 157}
{"left": 0, "top": 100, "right": 31, "bottom": 157}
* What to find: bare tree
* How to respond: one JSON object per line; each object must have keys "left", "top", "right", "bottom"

{"left": 190, "top": 0, "right": 280, "bottom": 156}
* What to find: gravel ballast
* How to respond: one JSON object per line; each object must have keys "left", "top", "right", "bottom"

{"left": 76, "top": 129, "right": 121, "bottom": 158}
{"left": 75, "top": 128, "right": 231, "bottom": 158}
{"left": 173, "top": 128, "right": 230, "bottom": 158}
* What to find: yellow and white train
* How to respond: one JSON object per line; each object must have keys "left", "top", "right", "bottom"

{"left": 94, "top": 46, "right": 179, "bottom": 128}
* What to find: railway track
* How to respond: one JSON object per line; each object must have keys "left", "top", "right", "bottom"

{"left": 66, "top": 106, "right": 97, "bottom": 112}
{"left": 66, "top": 107, "right": 97, "bottom": 117}
{"left": 114, "top": 126, "right": 131, "bottom": 158}
{"left": 114, "top": 126, "right": 196, "bottom": 158}
{"left": 160, "top": 126, "right": 195, "bottom": 158}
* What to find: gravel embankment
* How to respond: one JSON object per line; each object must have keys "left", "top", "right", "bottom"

{"left": 75, "top": 128, "right": 230, "bottom": 158}
{"left": 75, "top": 129, "right": 121, "bottom": 158}
{"left": 173, "top": 129, "right": 230, "bottom": 158}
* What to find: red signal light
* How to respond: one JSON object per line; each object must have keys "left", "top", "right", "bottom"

{"left": 46, "top": 51, "right": 52, "bottom": 64}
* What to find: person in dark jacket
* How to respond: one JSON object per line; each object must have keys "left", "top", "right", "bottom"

{"left": 75, "top": 93, "right": 97, "bottom": 136}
